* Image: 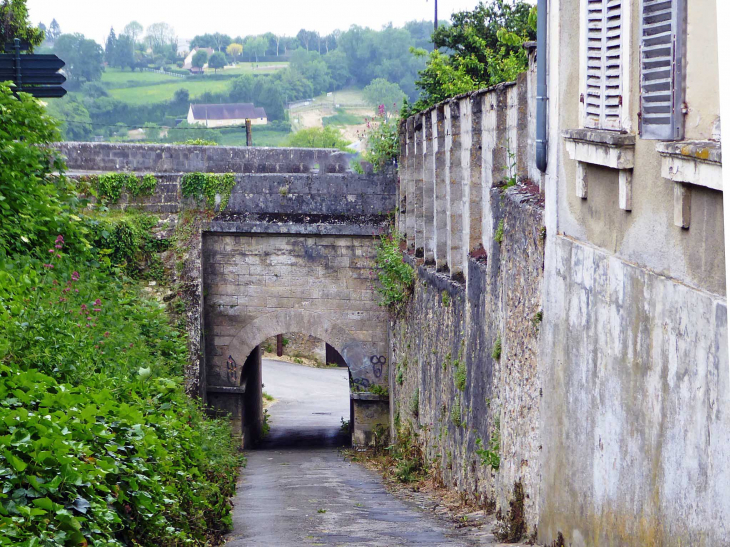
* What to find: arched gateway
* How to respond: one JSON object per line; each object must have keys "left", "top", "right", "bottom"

{"left": 59, "top": 142, "right": 396, "bottom": 448}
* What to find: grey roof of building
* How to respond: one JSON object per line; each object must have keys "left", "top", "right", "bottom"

{"left": 190, "top": 103, "right": 267, "bottom": 120}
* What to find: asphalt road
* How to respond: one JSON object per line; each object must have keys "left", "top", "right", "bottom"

{"left": 224, "top": 359, "right": 473, "bottom": 547}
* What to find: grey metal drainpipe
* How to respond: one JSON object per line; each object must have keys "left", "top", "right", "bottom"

{"left": 536, "top": 0, "right": 548, "bottom": 173}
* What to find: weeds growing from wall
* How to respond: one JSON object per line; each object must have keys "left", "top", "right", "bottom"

{"left": 410, "top": 387, "right": 419, "bottom": 417}
{"left": 492, "top": 336, "right": 502, "bottom": 360}
{"left": 450, "top": 397, "right": 463, "bottom": 427}
{"left": 476, "top": 415, "right": 501, "bottom": 471}
{"left": 181, "top": 172, "right": 237, "bottom": 211}
{"left": 494, "top": 220, "right": 505, "bottom": 244}
{"left": 375, "top": 228, "right": 415, "bottom": 309}
{"left": 454, "top": 359, "right": 467, "bottom": 391}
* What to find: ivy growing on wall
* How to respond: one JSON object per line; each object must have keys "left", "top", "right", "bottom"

{"left": 375, "top": 228, "right": 415, "bottom": 309}
{"left": 180, "top": 172, "right": 237, "bottom": 211}
{"left": 79, "top": 173, "right": 158, "bottom": 203}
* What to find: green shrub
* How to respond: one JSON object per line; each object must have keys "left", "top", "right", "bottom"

{"left": 362, "top": 117, "right": 399, "bottom": 171}
{"left": 0, "top": 81, "right": 242, "bottom": 545}
{"left": 375, "top": 229, "right": 415, "bottom": 309}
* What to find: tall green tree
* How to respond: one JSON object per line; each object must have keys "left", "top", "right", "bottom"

{"left": 0, "top": 0, "right": 44, "bottom": 52}
{"left": 208, "top": 51, "right": 226, "bottom": 73}
{"left": 48, "top": 18, "right": 61, "bottom": 41}
{"left": 192, "top": 49, "right": 208, "bottom": 69}
{"left": 229, "top": 74, "right": 255, "bottom": 102}
{"left": 123, "top": 20, "right": 142, "bottom": 43}
{"left": 412, "top": 0, "right": 536, "bottom": 110}
{"left": 363, "top": 78, "right": 406, "bottom": 118}
{"left": 113, "top": 33, "right": 135, "bottom": 69}
{"left": 104, "top": 27, "right": 116, "bottom": 64}
{"left": 54, "top": 33, "right": 104, "bottom": 84}
{"left": 244, "top": 36, "right": 267, "bottom": 62}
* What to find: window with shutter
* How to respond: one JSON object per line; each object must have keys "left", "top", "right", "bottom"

{"left": 585, "top": 0, "right": 624, "bottom": 131}
{"left": 639, "top": 0, "right": 685, "bottom": 140}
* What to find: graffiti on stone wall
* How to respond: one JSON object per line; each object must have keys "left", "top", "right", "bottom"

{"left": 370, "top": 355, "right": 386, "bottom": 378}
{"left": 226, "top": 355, "right": 238, "bottom": 384}
{"left": 341, "top": 342, "right": 389, "bottom": 389}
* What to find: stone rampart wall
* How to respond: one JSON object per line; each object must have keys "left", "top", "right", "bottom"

{"left": 56, "top": 142, "right": 352, "bottom": 174}
{"left": 390, "top": 186, "right": 544, "bottom": 529}
{"left": 394, "top": 48, "right": 545, "bottom": 530}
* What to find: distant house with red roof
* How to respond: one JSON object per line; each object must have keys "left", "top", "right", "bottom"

{"left": 187, "top": 103, "right": 268, "bottom": 128}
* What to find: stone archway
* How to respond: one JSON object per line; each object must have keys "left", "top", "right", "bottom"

{"left": 215, "top": 309, "right": 389, "bottom": 447}
{"left": 226, "top": 309, "right": 383, "bottom": 391}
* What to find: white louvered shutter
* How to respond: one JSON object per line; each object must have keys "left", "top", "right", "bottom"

{"left": 585, "top": 0, "right": 624, "bottom": 131}
{"left": 639, "top": 0, "right": 685, "bottom": 140}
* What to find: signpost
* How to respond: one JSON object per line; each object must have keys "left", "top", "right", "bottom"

{"left": 0, "top": 38, "right": 66, "bottom": 98}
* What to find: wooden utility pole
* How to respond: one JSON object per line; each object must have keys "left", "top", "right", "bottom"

{"left": 246, "top": 119, "right": 252, "bottom": 146}
{"left": 276, "top": 334, "right": 283, "bottom": 357}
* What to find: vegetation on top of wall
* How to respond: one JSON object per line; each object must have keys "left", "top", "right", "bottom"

{"left": 181, "top": 172, "right": 237, "bottom": 211}
{"left": 78, "top": 172, "right": 158, "bottom": 204}
{"left": 362, "top": 116, "right": 400, "bottom": 172}
{"left": 0, "top": 82, "right": 241, "bottom": 546}
{"left": 374, "top": 229, "right": 415, "bottom": 309}
{"left": 409, "top": 1, "right": 537, "bottom": 112}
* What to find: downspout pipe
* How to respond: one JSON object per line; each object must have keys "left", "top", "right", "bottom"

{"left": 536, "top": 0, "right": 548, "bottom": 173}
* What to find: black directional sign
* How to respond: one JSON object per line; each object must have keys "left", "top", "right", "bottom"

{"left": 0, "top": 39, "right": 67, "bottom": 98}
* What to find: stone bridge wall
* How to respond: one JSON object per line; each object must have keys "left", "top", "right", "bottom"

{"left": 58, "top": 143, "right": 394, "bottom": 217}
{"left": 203, "top": 232, "right": 388, "bottom": 390}
{"left": 394, "top": 49, "right": 546, "bottom": 530}
{"left": 58, "top": 142, "right": 397, "bottom": 447}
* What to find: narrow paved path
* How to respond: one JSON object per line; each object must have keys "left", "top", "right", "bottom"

{"left": 225, "top": 359, "right": 475, "bottom": 547}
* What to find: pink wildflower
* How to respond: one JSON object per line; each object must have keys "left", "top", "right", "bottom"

{"left": 94, "top": 299, "right": 102, "bottom": 306}
{"left": 81, "top": 304, "right": 87, "bottom": 310}
{"left": 93, "top": 308, "right": 101, "bottom": 312}
{"left": 43, "top": 264, "right": 54, "bottom": 269}
{"left": 48, "top": 249, "right": 55, "bottom": 254}
{"left": 104, "top": 331, "right": 110, "bottom": 337}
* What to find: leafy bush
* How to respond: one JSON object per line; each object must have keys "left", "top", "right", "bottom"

{"left": 286, "top": 126, "right": 350, "bottom": 150}
{"left": 362, "top": 116, "right": 399, "bottom": 172}
{"left": 0, "top": 81, "right": 242, "bottom": 545}
{"left": 374, "top": 229, "right": 415, "bottom": 309}
{"left": 0, "top": 85, "right": 83, "bottom": 258}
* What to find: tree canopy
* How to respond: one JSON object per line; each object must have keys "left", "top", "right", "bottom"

{"left": 412, "top": 0, "right": 537, "bottom": 111}
{"left": 0, "top": 0, "right": 44, "bottom": 52}
{"left": 208, "top": 51, "right": 226, "bottom": 73}
{"left": 54, "top": 33, "right": 105, "bottom": 84}
{"left": 192, "top": 49, "right": 208, "bottom": 69}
